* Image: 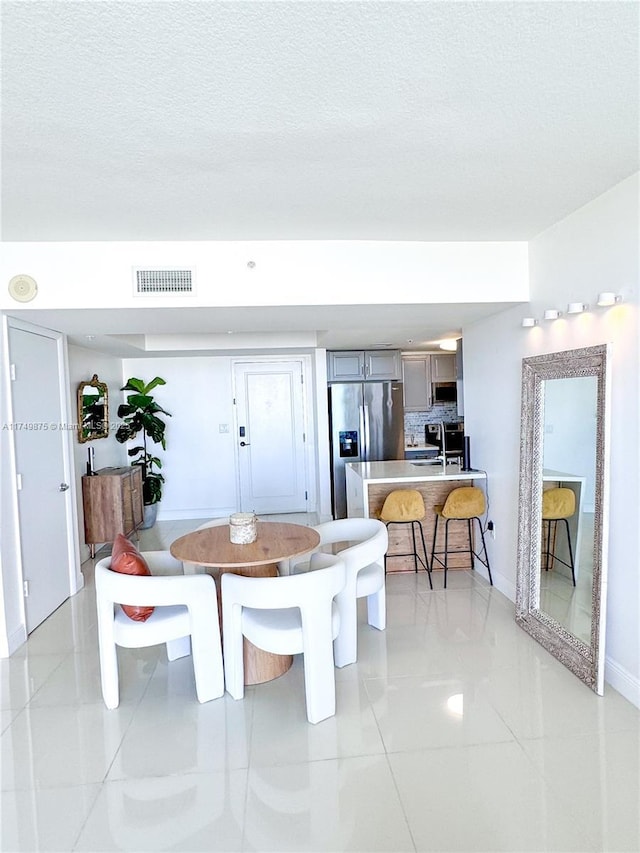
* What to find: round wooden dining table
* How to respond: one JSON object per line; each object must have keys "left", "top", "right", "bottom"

{"left": 170, "top": 521, "right": 320, "bottom": 685}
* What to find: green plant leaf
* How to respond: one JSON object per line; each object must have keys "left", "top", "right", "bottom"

{"left": 124, "top": 393, "right": 154, "bottom": 410}
{"left": 145, "top": 402, "right": 172, "bottom": 417}
{"left": 143, "top": 473, "right": 164, "bottom": 504}
{"left": 116, "top": 403, "right": 137, "bottom": 418}
{"left": 116, "top": 376, "right": 170, "bottom": 504}
{"left": 115, "top": 424, "right": 137, "bottom": 443}
{"left": 120, "top": 378, "right": 146, "bottom": 393}
{"left": 143, "top": 377, "right": 167, "bottom": 394}
{"left": 139, "top": 413, "right": 166, "bottom": 444}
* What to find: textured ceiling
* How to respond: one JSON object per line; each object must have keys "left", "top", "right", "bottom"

{"left": 2, "top": 1, "right": 638, "bottom": 243}
{"left": 1, "top": 1, "right": 638, "bottom": 353}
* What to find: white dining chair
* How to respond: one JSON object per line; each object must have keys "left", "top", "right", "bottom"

{"left": 221, "top": 554, "right": 347, "bottom": 724}
{"left": 291, "top": 518, "right": 388, "bottom": 668}
{"left": 95, "top": 553, "right": 224, "bottom": 709}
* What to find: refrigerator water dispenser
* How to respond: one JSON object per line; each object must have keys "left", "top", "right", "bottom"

{"left": 339, "top": 430, "right": 359, "bottom": 457}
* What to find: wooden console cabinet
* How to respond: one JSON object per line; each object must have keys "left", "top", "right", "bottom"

{"left": 82, "top": 466, "right": 144, "bottom": 556}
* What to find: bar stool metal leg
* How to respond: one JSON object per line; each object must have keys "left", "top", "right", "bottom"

{"left": 560, "top": 518, "right": 576, "bottom": 586}
{"left": 431, "top": 513, "right": 493, "bottom": 587}
{"left": 444, "top": 518, "right": 450, "bottom": 589}
{"left": 410, "top": 522, "right": 419, "bottom": 573}
{"left": 383, "top": 520, "right": 433, "bottom": 589}
{"left": 475, "top": 518, "right": 493, "bottom": 585}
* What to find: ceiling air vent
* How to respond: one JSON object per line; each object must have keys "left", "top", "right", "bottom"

{"left": 133, "top": 268, "right": 194, "bottom": 296}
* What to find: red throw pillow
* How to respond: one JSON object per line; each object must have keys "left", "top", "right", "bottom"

{"left": 110, "top": 534, "right": 154, "bottom": 622}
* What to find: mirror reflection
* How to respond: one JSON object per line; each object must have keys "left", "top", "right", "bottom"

{"left": 540, "top": 376, "right": 597, "bottom": 645}
{"left": 77, "top": 374, "right": 109, "bottom": 443}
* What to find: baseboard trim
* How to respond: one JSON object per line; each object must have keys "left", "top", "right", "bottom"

{"left": 156, "top": 508, "right": 235, "bottom": 522}
{"left": 4, "top": 624, "right": 27, "bottom": 657}
{"left": 605, "top": 656, "right": 640, "bottom": 709}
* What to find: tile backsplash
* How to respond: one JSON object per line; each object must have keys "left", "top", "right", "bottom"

{"left": 404, "top": 403, "right": 461, "bottom": 444}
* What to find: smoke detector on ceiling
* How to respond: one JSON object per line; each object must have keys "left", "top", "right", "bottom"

{"left": 8, "top": 274, "right": 38, "bottom": 302}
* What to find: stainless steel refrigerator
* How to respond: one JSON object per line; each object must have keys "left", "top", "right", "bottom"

{"left": 328, "top": 381, "right": 404, "bottom": 518}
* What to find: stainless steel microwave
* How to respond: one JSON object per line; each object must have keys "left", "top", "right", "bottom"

{"left": 433, "top": 382, "right": 457, "bottom": 403}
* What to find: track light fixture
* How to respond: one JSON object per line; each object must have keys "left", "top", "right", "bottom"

{"left": 597, "top": 292, "right": 622, "bottom": 307}
{"left": 544, "top": 309, "right": 562, "bottom": 321}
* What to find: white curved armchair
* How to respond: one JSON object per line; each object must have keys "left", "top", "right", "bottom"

{"left": 292, "top": 518, "right": 388, "bottom": 668}
{"left": 221, "top": 554, "right": 346, "bottom": 724}
{"left": 95, "top": 553, "right": 224, "bottom": 709}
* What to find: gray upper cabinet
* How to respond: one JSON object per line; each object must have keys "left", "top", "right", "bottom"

{"left": 328, "top": 351, "right": 364, "bottom": 381}
{"left": 402, "top": 355, "right": 432, "bottom": 410}
{"left": 365, "top": 350, "right": 402, "bottom": 380}
{"left": 328, "top": 350, "right": 401, "bottom": 382}
{"left": 431, "top": 353, "right": 457, "bottom": 382}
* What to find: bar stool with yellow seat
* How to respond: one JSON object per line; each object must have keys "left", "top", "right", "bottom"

{"left": 378, "top": 489, "right": 432, "bottom": 588}
{"left": 541, "top": 487, "right": 576, "bottom": 586}
{"left": 430, "top": 486, "right": 493, "bottom": 588}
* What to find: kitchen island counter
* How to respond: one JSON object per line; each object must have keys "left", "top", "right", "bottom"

{"left": 347, "top": 460, "right": 482, "bottom": 485}
{"left": 346, "top": 461, "right": 487, "bottom": 574}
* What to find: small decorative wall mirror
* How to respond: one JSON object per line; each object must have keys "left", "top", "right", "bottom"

{"left": 77, "top": 374, "right": 109, "bottom": 443}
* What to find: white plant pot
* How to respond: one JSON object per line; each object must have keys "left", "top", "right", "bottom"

{"left": 140, "top": 503, "right": 159, "bottom": 529}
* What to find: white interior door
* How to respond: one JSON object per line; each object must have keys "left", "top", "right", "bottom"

{"left": 233, "top": 360, "right": 308, "bottom": 514}
{"left": 8, "top": 325, "right": 74, "bottom": 632}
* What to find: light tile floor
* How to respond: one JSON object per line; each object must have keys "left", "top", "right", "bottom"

{"left": 2, "top": 515, "right": 639, "bottom": 852}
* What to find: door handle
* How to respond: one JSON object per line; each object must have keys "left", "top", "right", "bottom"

{"left": 363, "top": 405, "right": 371, "bottom": 461}
{"left": 59, "top": 482, "right": 70, "bottom": 492}
{"left": 239, "top": 441, "right": 251, "bottom": 447}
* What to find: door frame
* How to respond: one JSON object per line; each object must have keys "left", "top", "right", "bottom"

{"left": 231, "top": 354, "right": 317, "bottom": 514}
{"left": 4, "top": 316, "right": 82, "bottom": 648}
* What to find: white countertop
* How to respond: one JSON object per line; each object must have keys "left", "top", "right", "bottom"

{"left": 543, "top": 468, "right": 585, "bottom": 483}
{"left": 346, "top": 460, "right": 485, "bottom": 484}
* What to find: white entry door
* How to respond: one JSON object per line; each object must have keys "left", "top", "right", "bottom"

{"left": 8, "top": 325, "right": 75, "bottom": 632}
{"left": 233, "top": 360, "right": 308, "bottom": 514}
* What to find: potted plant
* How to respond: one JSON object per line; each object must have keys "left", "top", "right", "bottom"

{"left": 115, "top": 376, "right": 171, "bottom": 528}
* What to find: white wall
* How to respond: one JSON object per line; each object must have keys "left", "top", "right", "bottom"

{"left": 119, "top": 356, "right": 238, "bottom": 519}
{"left": 119, "top": 353, "right": 329, "bottom": 521}
{"left": 0, "top": 241, "right": 528, "bottom": 313}
{"left": 463, "top": 172, "right": 639, "bottom": 706}
{"left": 543, "top": 376, "right": 597, "bottom": 510}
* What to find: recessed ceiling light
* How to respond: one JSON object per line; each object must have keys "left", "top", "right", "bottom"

{"left": 446, "top": 693, "right": 464, "bottom": 716}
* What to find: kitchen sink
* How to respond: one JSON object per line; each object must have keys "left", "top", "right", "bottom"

{"left": 411, "top": 460, "right": 442, "bottom": 467}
